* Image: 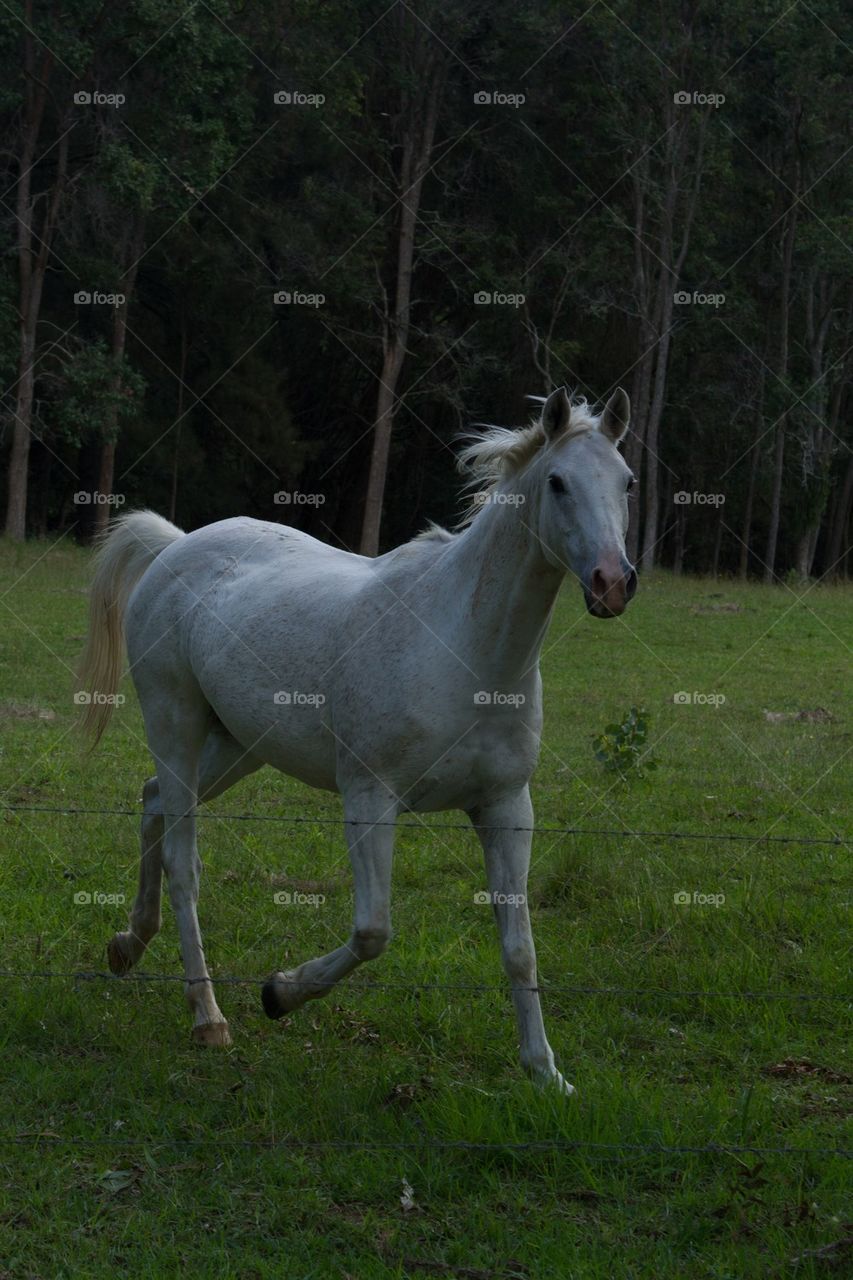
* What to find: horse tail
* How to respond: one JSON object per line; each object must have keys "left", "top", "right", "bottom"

{"left": 76, "top": 510, "right": 185, "bottom": 747}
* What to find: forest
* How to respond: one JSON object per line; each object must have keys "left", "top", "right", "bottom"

{"left": 1, "top": 0, "right": 850, "bottom": 577}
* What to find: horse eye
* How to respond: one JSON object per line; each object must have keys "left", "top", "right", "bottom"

{"left": 548, "top": 474, "right": 566, "bottom": 494}
{"left": 626, "top": 475, "right": 636, "bottom": 492}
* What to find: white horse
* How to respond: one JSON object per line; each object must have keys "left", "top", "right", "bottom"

{"left": 77, "top": 386, "right": 637, "bottom": 1094}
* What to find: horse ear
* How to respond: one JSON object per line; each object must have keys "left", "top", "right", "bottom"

{"left": 601, "top": 387, "right": 630, "bottom": 443}
{"left": 542, "top": 386, "right": 571, "bottom": 439}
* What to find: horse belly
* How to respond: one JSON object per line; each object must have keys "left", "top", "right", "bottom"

{"left": 389, "top": 721, "right": 539, "bottom": 813}
{"left": 208, "top": 689, "right": 339, "bottom": 791}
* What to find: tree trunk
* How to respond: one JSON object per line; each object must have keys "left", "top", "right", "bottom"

{"left": 738, "top": 368, "right": 764, "bottom": 579}
{"left": 638, "top": 104, "right": 707, "bottom": 571}
{"left": 739, "top": 439, "right": 761, "bottom": 579}
{"left": 94, "top": 440, "right": 116, "bottom": 535}
{"left": 764, "top": 424, "right": 786, "bottom": 583}
{"left": 764, "top": 116, "right": 801, "bottom": 582}
{"left": 793, "top": 528, "right": 814, "bottom": 580}
{"left": 4, "top": 22, "right": 62, "bottom": 539}
{"left": 711, "top": 507, "right": 724, "bottom": 577}
{"left": 361, "top": 342, "right": 407, "bottom": 556}
{"left": 639, "top": 289, "right": 675, "bottom": 570}
{"left": 5, "top": 333, "right": 37, "bottom": 540}
{"left": 92, "top": 220, "right": 144, "bottom": 536}
{"left": 359, "top": 31, "right": 445, "bottom": 556}
{"left": 672, "top": 508, "right": 685, "bottom": 574}
{"left": 169, "top": 312, "right": 189, "bottom": 524}
{"left": 625, "top": 349, "right": 650, "bottom": 565}
{"left": 792, "top": 280, "right": 846, "bottom": 578}
{"left": 625, "top": 164, "right": 652, "bottom": 564}
{"left": 825, "top": 452, "right": 853, "bottom": 578}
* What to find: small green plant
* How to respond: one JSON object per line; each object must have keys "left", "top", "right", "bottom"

{"left": 592, "top": 705, "right": 657, "bottom": 778}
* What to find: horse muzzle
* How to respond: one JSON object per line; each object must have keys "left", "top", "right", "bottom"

{"left": 584, "top": 556, "right": 637, "bottom": 618}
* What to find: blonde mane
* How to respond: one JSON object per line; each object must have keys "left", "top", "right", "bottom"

{"left": 413, "top": 394, "right": 602, "bottom": 542}
{"left": 443, "top": 393, "right": 599, "bottom": 532}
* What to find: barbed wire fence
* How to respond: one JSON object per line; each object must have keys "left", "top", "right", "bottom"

{"left": 2, "top": 801, "right": 849, "bottom": 1160}
{"left": 1, "top": 1135, "right": 849, "bottom": 1158}
{"left": 0, "top": 969, "right": 848, "bottom": 1000}
{"left": 3, "top": 801, "right": 850, "bottom": 842}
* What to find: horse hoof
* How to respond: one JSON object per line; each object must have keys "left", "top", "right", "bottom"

{"left": 539, "top": 1070, "right": 576, "bottom": 1098}
{"left": 525, "top": 1058, "right": 576, "bottom": 1097}
{"left": 107, "top": 933, "right": 134, "bottom": 975}
{"left": 262, "top": 970, "right": 308, "bottom": 1018}
{"left": 192, "top": 1020, "right": 232, "bottom": 1047}
{"left": 261, "top": 977, "right": 285, "bottom": 1019}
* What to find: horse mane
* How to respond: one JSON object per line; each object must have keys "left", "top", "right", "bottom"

{"left": 413, "top": 520, "right": 456, "bottom": 543}
{"left": 413, "top": 392, "right": 600, "bottom": 543}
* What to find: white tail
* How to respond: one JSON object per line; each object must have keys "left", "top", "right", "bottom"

{"left": 76, "top": 510, "right": 184, "bottom": 745}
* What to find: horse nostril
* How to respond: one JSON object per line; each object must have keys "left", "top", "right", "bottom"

{"left": 589, "top": 563, "right": 635, "bottom": 612}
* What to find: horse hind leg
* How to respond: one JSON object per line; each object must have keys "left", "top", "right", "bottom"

{"left": 107, "top": 726, "right": 262, "bottom": 1002}
{"left": 107, "top": 774, "right": 165, "bottom": 975}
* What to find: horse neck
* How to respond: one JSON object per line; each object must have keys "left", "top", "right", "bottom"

{"left": 440, "top": 489, "right": 565, "bottom": 686}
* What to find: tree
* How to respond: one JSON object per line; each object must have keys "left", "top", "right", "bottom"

{"left": 358, "top": 6, "right": 450, "bottom": 555}
{"left": 4, "top": 1, "right": 78, "bottom": 539}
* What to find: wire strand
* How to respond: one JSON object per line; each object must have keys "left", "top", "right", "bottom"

{"left": 0, "top": 969, "right": 846, "bottom": 1000}
{"left": 1, "top": 803, "right": 847, "bottom": 845}
{"left": 0, "top": 1133, "right": 848, "bottom": 1157}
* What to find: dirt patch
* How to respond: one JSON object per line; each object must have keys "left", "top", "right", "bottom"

{"left": 269, "top": 873, "right": 340, "bottom": 893}
{"left": 762, "top": 1058, "right": 850, "bottom": 1084}
{"left": 690, "top": 602, "right": 743, "bottom": 615}
{"left": 0, "top": 701, "right": 56, "bottom": 721}
{"left": 763, "top": 707, "right": 835, "bottom": 723}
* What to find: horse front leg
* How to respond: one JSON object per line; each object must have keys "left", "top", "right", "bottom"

{"left": 262, "top": 785, "right": 397, "bottom": 1018}
{"left": 471, "top": 787, "right": 574, "bottom": 1096}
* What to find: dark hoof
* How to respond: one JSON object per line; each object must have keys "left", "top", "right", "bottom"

{"left": 107, "top": 933, "right": 134, "bottom": 975}
{"left": 262, "top": 978, "right": 284, "bottom": 1019}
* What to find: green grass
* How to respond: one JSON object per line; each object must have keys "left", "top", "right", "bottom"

{"left": 0, "top": 533, "right": 850, "bottom": 1279}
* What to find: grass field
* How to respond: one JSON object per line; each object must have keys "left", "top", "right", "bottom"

{"left": 0, "top": 533, "right": 850, "bottom": 1279}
